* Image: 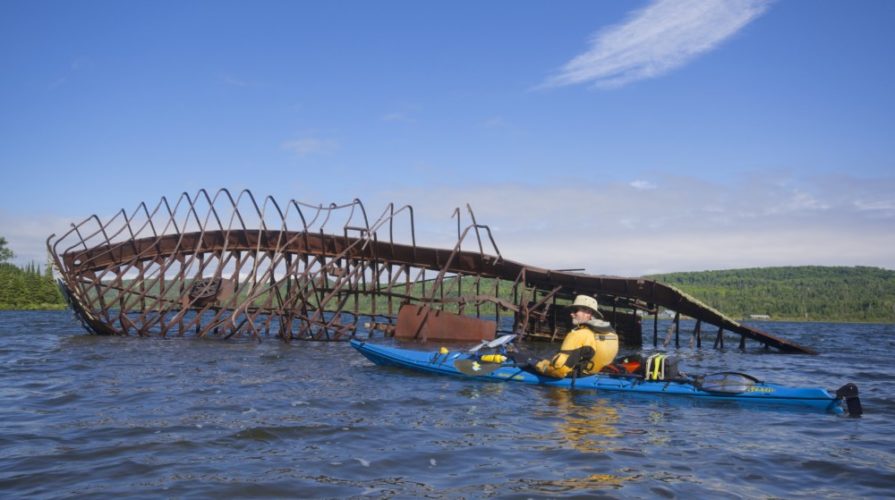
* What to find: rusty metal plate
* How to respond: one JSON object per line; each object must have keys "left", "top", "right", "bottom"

{"left": 395, "top": 304, "right": 496, "bottom": 342}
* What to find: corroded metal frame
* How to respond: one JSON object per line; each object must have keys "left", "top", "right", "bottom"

{"left": 47, "top": 189, "right": 815, "bottom": 353}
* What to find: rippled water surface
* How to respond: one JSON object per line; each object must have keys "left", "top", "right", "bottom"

{"left": 1, "top": 311, "right": 893, "bottom": 498}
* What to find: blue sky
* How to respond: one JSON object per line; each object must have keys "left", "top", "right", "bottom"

{"left": 2, "top": 0, "right": 893, "bottom": 275}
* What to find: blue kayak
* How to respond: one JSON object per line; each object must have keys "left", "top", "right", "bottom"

{"left": 350, "top": 340, "right": 862, "bottom": 415}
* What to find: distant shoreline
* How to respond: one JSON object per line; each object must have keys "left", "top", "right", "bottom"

{"left": 647, "top": 265, "right": 895, "bottom": 325}
{"left": 0, "top": 305, "right": 68, "bottom": 312}
{"left": 1, "top": 308, "right": 891, "bottom": 326}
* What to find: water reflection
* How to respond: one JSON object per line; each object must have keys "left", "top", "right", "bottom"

{"left": 528, "top": 389, "right": 635, "bottom": 493}
{"left": 457, "top": 383, "right": 506, "bottom": 401}
{"left": 519, "top": 473, "right": 628, "bottom": 494}
{"left": 545, "top": 389, "right": 621, "bottom": 453}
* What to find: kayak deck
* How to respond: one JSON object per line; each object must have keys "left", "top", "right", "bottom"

{"left": 350, "top": 340, "right": 849, "bottom": 413}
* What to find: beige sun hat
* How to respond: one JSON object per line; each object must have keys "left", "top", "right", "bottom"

{"left": 569, "top": 295, "right": 602, "bottom": 318}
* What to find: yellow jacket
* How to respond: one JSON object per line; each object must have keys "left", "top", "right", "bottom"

{"left": 535, "top": 324, "right": 619, "bottom": 378}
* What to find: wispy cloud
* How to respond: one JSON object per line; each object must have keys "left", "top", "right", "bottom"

{"left": 222, "top": 75, "right": 253, "bottom": 87}
{"left": 372, "top": 174, "right": 895, "bottom": 275}
{"left": 15, "top": 174, "right": 893, "bottom": 277}
{"left": 853, "top": 199, "right": 895, "bottom": 215}
{"left": 0, "top": 211, "right": 81, "bottom": 267}
{"left": 544, "top": 0, "right": 771, "bottom": 89}
{"left": 382, "top": 112, "right": 416, "bottom": 124}
{"left": 480, "top": 116, "right": 509, "bottom": 129}
{"left": 49, "top": 57, "right": 91, "bottom": 89}
{"left": 281, "top": 136, "right": 338, "bottom": 157}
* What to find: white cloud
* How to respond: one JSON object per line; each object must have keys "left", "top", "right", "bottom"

{"left": 281, "top": 137, "right": 338, "bottom": 156}
{"left": 70, "top": 58, "right": 87, "bottom": 71}
{"left": 480, "top": 116, "right": 509, "bottom": 129}
{"left": 630, "top": 180, "right": 657, "bottom": 190}
{"left": 382, "top": 112, "right": 415, "bottom": 123}
{"left": 0, "top": 211, "right": 81, "bottom": 268}
{"left": 222, "top": 75, "right": 253, "bottom": 87}
{"left": 14, "top": 175, "right": 893, "bottom": 278}
{"left": 370, "top": 174, "right": 895, "bottom": 275}
{"left": 768, "top": 190, "right": 829, "bottom": 214}
{"left": 48, "top": 57, "right": 91, "bottom": 89}
{"left": 854, "top": 199, "right": 895, "bottom": 214}
{"left": 544, "top": 0, "right": 771, "bottom": 89}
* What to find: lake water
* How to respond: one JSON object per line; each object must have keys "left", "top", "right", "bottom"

{"left": 1, "top": 310, "right": 893, "bottom": 498}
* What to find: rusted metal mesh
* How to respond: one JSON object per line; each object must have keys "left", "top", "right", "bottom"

{"left": 46, "top": 189, "right": 815, "bottom": 353}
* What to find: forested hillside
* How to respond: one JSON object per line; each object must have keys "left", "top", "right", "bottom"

{"left": 646, "top": 266, "right": 895, "bottom": 323}
{"left": 0, "top": 263, "right": 66, "bottom": 310}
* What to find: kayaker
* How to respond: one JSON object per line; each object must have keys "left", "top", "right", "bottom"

{"left": 533, "top": 295, "right": 619, "bottom": 378}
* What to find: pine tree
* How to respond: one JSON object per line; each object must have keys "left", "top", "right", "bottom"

{"left": 24, "top": 262, "right": 42, "bottom": 305}
{"left": 0, "top": 264, "right": 13, "bottom": 306}
{"left": 0, "top": 236, "right": 14, "bottom": 264}
{"left": 41, "top": 262, "right": 63, "bottom": 305}
{"left": 9, "top": 272, "right": 26, "bottom": 308}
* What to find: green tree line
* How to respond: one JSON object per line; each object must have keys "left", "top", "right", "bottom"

{"left": 0, "top": 262, "right": 66, "bottom": 310}
{"left": 646, "top": 266, "right": 895, "bottom": 323}
{"left": 0, "top": 236, "right": 66, "bottom": 310}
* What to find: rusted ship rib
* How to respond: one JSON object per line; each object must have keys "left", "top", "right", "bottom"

{"left": 47, "top": 189, "right": 815, "bottom": 354}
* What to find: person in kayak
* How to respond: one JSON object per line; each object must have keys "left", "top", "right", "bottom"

{"left": 533, "top": 295, "right": 619, "bottom": 378}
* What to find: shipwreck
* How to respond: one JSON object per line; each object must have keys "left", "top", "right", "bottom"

{"left": 47, "top": 189, "right": 815, "bottom": 354}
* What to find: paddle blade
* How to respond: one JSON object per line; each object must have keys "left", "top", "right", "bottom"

{"left": 468, "top": 334, "right": 517, "bottom": 353}
{"left": 454, "top": 359, "right": 502, "bottom": 376}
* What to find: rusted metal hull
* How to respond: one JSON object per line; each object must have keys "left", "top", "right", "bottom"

{"left": 47, "top": 189, "right": 815, "bottom": 353}
{"left": 394, "top": 304, "right": 496, "bottom": 342}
